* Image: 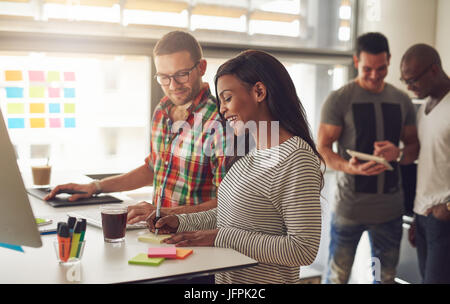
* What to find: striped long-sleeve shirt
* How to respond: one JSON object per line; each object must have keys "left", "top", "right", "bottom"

{"left": 177, "top": 136, "right": 322, "bottom": 284}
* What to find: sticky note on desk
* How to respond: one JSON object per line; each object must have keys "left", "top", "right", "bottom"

{"left": 137, "top": 233, "right": 171, "bottom": 244}
{"left": 176, "top": 248, "right": 193, "bottom": 260}
{"left": 148, "top": 247, "right": 177, "bottom": 259}
{"left": 128, "top": 253, "right": 164, "bottom": 266}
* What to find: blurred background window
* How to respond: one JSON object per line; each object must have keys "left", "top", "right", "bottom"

{"left": 0, "top": 0, "right": 354, "bottom": 174}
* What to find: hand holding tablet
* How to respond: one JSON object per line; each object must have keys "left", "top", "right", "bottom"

{"left": 346, "top": 149, "right": 394, "bottom": 171}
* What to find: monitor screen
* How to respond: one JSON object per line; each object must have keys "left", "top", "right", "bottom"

{"left": 0, "top": 109, "right": 42, "bottom": 248}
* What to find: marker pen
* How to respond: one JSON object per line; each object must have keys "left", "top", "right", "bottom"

{"left": 67, "top": 216, "right": 77, "bottom": 235}
{"left": 154, "top": 196, "right": 161, "bottom": 236}
{"left": 57, "top": 223, "right": 71, "bottom": 262}
{"left": 69, "top": 220, "right": 82, "bottom": 258}
{"left": 76, "top": 219, "right": 87, "bottom": 258}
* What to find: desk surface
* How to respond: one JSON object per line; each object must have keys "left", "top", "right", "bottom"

{"left": 0, "top": 172, "right": 257, "bottom": 284}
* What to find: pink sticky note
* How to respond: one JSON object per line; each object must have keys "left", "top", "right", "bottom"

{"left": 49, "top": 118, "right": 61, "bottom": 128}
{"left": 29, "top": 71, "right": 45, "bottom": 82}
{"left": 147, "top": 247, "right": 177, "bottom": 259}
{"left": 64, "top": 72, "right": 76, "bottom": 81}
{"left": 48, "top": 87, "right": 60, "bottom": 98}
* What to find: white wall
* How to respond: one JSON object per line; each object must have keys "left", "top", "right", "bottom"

{"left": 435, "top": 0, "right": 450, "bottom": 73}
{"left": 358, "top": 0, "right": 437, "bottom": 92}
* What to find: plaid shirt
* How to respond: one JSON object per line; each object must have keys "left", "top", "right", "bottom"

{"left": 145, "top": 84, "right": 227, "bottom": 207}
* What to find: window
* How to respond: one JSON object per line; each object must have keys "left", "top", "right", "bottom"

{"left": 0, "top": 51, "right": 150, "bottom": 174}
{"left": 0, "top": 0, "right": 354, "bottom": 175}
{"left": 0, "top": 0, "right": 356, "bottom": 51}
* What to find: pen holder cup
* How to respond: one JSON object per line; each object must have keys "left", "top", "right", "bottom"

{"left": 53, "top": 240, "right": 86, "bottom": 265}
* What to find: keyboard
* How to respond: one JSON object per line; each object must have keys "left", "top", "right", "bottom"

{"left": 27, "top": 187, "right": 123, "bottom": 208}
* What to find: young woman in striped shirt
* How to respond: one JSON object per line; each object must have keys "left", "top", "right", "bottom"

{"left": 148, "top": 50, "right": 324, "bottom": 284}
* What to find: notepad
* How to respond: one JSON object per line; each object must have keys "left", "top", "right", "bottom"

{"left": 137, "top": 233, "right": 171, "bottom": 244}
{"left": 148, "top": 247, "right": 177, "bottom": 258}
{"left": 128, "top": 253, "right": 165, "bottom": 266}
{"left": 176, "top": 248, "right": 193, "bottom": 260}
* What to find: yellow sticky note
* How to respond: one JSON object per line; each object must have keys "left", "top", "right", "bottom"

{"left": 64, "top": 103, "right": 75, "bottom": 113}
{"left": 29, "top": 87, "right": 45, "bottom": 98}
{"left": 30, "top": 103, "right": 45, "bottom": 113}
{"left": 5, "top": 70, "right": 23, "bottom": 81}
{"left": 30, "top": 118, "right": 45, "bottom": 128}
{"left": 137, "top": 233, "right": 171, "bottom": 244}
{"left": 47, "top": 71, "right": 60, "bottom": 82}
{"left": 7, "top": 103, "right": 25, "bottom": 114}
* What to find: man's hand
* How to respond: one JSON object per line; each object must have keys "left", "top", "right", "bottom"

{"left": 425, "top": 203, "right": 450, "bottom": 221}
{"left": 44, "top": 183, "right": 96, "bottom": 202}
{"left": 163, "top": 229, "right": 219, "bottom": 247}
{"left": 373, "top": 141, "right": 400, "bottom": 162}
{"left": 347, "top": 157, "right": 388, "bottom": 176}
{"left": 127, "top": 202, "right": 155, "bottom": 224}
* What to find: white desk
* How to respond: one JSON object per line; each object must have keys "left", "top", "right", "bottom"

{"left": 0, "top": 172, "right": 257, "bottom": 284}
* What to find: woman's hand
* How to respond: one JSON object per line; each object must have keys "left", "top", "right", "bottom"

{"left": 146, "top": 212, "right": 179, "bottom": 234}
{"left": 163, "top": 229, "right": 219, "bottom": 247}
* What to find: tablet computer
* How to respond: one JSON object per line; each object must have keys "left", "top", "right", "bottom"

{"left": 346, "top": 149, "right": 394, "bottom": 171}
{"left": 27, "top": 187, "right": 123, "bottom": 207}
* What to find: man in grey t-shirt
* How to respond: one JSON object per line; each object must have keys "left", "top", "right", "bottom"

{"left": 318, "top": 33, "right": 419, "bottom": 284}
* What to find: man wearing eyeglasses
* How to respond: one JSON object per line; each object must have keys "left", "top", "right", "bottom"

{"left": 400, "top": 44, "right": 450, "bottom": 284}
{"left": 46, "top": 31, "right": 227, "bottom": 223}
{"left": 318, "top": 32, "right": 419, "bottom": 284}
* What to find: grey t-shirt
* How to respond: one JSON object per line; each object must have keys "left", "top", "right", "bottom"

{"left": 321, "top": 81, "right": 416, "bottom": 224}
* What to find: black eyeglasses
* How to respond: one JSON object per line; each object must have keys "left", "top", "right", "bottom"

{"left": 154, "top": 61, "right": 199, "bottom": 86}
{"left": 400, "top": 63, "right": 434, "bottom": 86}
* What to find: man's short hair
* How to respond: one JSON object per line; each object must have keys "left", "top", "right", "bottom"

{"left": 153, "top": 31, "right": 203, "bottom": 62}
{"left": 356, "top": 32, "right": 390, "bottom": 58}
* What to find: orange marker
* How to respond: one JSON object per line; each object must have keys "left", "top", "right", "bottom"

{"left": 57, "top": 222, "right": 71, "bottom": 262}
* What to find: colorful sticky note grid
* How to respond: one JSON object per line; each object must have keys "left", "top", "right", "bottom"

{"left": 28, "top": 71, "right": 45, "bottom": 82}
{"left": 29, "top": 87, "right": 45, "bottom": 98}
{"left": 30, "top": 118, "right": 45, "bottom": 128}
{"left": 49, "top": 118, "right": 61, "bottom": 128}
{"left": 6, "top": 87, "right": 23, "bottom": 98}
{"left": 49, "top": 103, "right": 60, "bottom": 113}
{"left": 64, "top": 118, "right": 76, "bottom": 128}
{"left": 30, "top": 103, "right": 45, "bottom": 113}
{"left": 148, "top": 247, "right": 177, "bottom": 259}
{"left": 137, "top": 233, "right": 172, "bottom": 244}
{"left": 64, "top": 88, "right": 75, "bottom": 98}
{"left": 128, "top": 253, "right": 165, "bottom": 266}
{"left": 64, "top": 103, "right": 75, "bottom": 114}
{"left": 7, "top": 118, "right": 25, "bottom": 129}
{"left": 64, "top": 72, "right": 76, "bottom": 81}
{"left": 176, "top": 248, "right": 193, "bottom": 260}
{"left": 47, "top": 71, "right": 60, "bottom": 82}
{"left": 5, "top": 70, "right": 23, "bottom": 81}
{"left": 48, "top": 87, "right": 60, "bottom": 98}
{"left": 7, "top": 103, "right": 25, "bottom": 114}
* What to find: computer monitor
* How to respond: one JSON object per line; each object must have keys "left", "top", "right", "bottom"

{"left": 0, "top": 109, "right": 42, "bottom": 248}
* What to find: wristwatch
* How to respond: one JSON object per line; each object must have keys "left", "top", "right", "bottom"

{"left": 92, "top": 180, "right": 102, "bottom": 194}
{"left": 396, "top": 148, "right": 404, "bottom": 162}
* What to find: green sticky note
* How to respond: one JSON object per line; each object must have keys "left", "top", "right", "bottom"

{"left": 29, "top": 87, "right": 45, "bottom": 98}
{"left": 64, "top": 103, "right": 75, "bottom": 113}
{"left": 47, "top": 71, "right": 60, "bottom": 82}
{"left": 35, "top": 218, "right": 46, "bottom": 225}
{"left": 7, "top": 103, "right": 24, "bottom": 114}
{"left": 128, "top": 253, "right": 165, "bottom": 266}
